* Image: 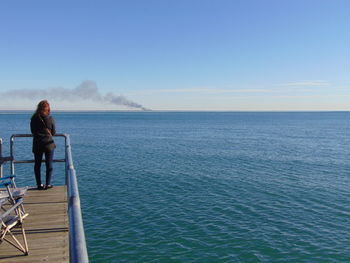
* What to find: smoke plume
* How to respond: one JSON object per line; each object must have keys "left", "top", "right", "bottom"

{"left": 2, "top": 81, "right": 150, "bottom": 111}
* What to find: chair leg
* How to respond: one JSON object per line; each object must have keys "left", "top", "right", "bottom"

{"left": 1, "top": 223, "right": 29, "bottom": 255}
{"left": 4, "top": 230, "right": 27, "bottom": 254}
{"left": 21, "top": 223, "right": 29, "bottom": 255}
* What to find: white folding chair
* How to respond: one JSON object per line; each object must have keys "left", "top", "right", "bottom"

{"left": 0, "top": 176, "right": 29, "bottom": 255}
{"left": 0, "top": 198, "right": 29, "bottom": 255}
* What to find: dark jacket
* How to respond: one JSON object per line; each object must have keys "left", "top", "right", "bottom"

{"left": 30, "top": 114, "right": 56, "bottom": 153}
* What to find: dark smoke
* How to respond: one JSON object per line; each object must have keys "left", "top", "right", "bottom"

{"left": 2, "top": 80, "right": 150, "bottom": 111}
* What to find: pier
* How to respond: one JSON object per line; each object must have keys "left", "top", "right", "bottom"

{"left": 0, "top": 134, "right": 88, "bottom": 263}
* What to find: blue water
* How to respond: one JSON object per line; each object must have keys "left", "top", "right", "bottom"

{"left": 1, "top": 112, "right": 350, "bottom": 262}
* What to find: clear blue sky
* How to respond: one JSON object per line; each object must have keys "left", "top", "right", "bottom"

{"left": 0, "top": 0, "right": 349, "bottom": 110}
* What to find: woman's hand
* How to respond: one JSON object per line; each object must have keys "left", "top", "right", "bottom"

{"left": 46, "top": 128, "right": 52, "bottom": 136}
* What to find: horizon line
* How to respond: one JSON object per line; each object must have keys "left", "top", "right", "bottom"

{"left": 0, "top": 109, "right": 349, "bottom": 113}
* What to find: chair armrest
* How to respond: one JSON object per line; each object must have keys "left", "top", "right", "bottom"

{"left": 0, "top": 175, "right": 16, "bottom": 181}
{"left": 0, "top": 199, "right": 23, "bottom": 220}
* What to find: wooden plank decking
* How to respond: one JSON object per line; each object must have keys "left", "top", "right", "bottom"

{"left": 0, "top": 186, "right": 69, "bottom": 263}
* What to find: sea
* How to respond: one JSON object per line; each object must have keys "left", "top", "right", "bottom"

{"left": 0, "top": 111, "right": 349, "bottom": 263}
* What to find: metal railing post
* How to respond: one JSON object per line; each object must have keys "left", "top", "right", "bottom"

{"left": 0, "top": 138, "right": 2, "bottom": 177}
{"left": 10, "top": 135, "right": 15, "bottom": 175}
{"left": 65, "top": 135, "right": 68, "bottom": 185}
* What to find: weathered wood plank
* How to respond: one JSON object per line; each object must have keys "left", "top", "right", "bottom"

{"left": 0, "top": 185, "right": 69, "bottom": 263}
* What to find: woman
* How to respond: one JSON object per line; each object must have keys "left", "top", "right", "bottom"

{"left": 30, "top": 100, "right": 56, "bottom": 190}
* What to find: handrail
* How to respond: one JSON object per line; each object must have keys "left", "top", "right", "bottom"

{"left": 5, "top": 134, "right": 89, "bottom": 263}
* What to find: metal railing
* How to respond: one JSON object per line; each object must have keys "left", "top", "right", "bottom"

{"left": 0, "top": 134, "right": 89, "bottom": 263}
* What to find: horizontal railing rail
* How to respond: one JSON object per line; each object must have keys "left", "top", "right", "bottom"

{"left": 0, "top": 134, "right": 89, "bottom": 263}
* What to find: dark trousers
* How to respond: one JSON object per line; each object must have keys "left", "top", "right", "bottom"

{"left": 34, "top": 150, "right": 54, "bottom": 186}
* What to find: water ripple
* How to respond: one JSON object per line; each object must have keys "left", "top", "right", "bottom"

{"left": 2, "top": 112, "right": 350, "bottom": 262}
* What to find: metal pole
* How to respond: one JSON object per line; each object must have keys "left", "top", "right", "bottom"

{"left": 65, "top": 135, "right": 68, "bottom": 185}
{"left": 10, "top": 135, "right": 15, "bottom": 175}
{"left": 0, "top": 138, "right": 3, "bottom": 177}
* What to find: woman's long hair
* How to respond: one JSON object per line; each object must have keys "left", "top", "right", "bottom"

{"left": 34, "top": 100, "right": 51, "bottom": 116}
